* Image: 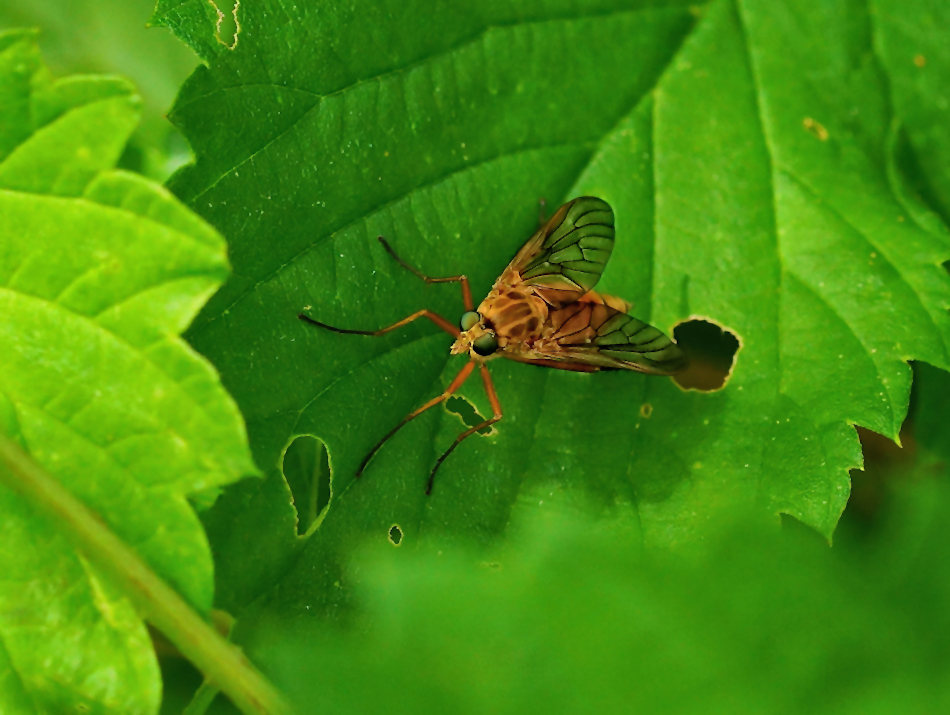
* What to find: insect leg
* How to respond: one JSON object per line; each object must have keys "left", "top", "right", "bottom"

{"left": 426, "top": 363, "right": 503, "bottom": 495}
{"left": 298, "top": 310, "right": 459, "bottom": 338}
{"left": 356, "top": 360, "right": 477, "bottom": 480}
{"left": 378, "top": 236, "right": 473, "bottom": 311}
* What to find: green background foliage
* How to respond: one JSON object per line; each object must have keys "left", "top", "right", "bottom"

{"left": 0, "top": 0, "right": 196, "bottom": 180}
{"left": 264, "top": 480, "right": 950, "bottom": 715}
{"left": 0, "top": 27, "right": 255, "bottom": 714}
{"left": 1, "top": 0, "right": 949, "bottom": 713}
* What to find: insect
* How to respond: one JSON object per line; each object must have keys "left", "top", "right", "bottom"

{"left": 299, "top": 197, "right": 687, "bottom": 494}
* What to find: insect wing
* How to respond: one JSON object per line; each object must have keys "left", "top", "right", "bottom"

{"left": 545, "top": 301, "right": 688, "bottom": 375}
{"left": 588, "top": 311, "right": 687, "bottom": 374}
{"left": 509, "top": 197, "right": 615, "bottom": 307}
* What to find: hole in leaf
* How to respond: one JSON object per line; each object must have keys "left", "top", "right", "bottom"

{"left": 639, "top": 403, "right": 653, "bottom": 419}
{"left": 389, "top": 524, "right": 403, "bottom": 546}
{"left": 672, "top": 319, "right": 740, "bottom": 392}
{"left": 445, "top": 396, "right": 493, "bottom": 435}
{"left": 282, "top": 436, "right": 331, "bottom": 535}
{"left": 210, "top": 1, "right": 240, "bottom": 49}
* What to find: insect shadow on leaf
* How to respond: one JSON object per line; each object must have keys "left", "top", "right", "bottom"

{"left": 299, "top": 197, "right": 688, "bottom": 494}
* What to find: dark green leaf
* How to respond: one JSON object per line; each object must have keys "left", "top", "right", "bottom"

{"left": 158, "top": 0, "right": 950, "bottom": 624}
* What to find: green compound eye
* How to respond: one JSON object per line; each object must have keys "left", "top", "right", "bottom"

{"left": 460, "top": 311, "right": 481, "bottom": 331}
{"left": 472, "top": 333, "right": 498, "bottom": 356}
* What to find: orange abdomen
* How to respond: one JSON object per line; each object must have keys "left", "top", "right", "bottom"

{"left": 480, "top": 288, "right": 547, "bottom": 345}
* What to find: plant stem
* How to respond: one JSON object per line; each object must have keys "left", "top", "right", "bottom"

{"left": 183, "top": 679, "right": 221, "bottom": 715}
{"left": 0, "top": 435, "right": 291, "bottom": 715}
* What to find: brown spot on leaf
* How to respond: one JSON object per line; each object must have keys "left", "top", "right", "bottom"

{"left": 802, "top": 117, "right": 829, "bottom": 141}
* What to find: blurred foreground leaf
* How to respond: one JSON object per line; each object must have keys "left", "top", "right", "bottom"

{"left": 0, "top": 30, "right": 256, "bottom": 713}
{"left": 242, "top": 476, "right": 950, "bottom": 714}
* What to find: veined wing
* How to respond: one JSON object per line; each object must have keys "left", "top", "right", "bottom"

{"left": 508, "top": 197, "right": 615, "bottom": 307}
{"left": 537, "top": 300, "right": 687, "bottom": 375}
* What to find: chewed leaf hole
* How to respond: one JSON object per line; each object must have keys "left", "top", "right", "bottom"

{"left": 210, "top": 1, "right": 241, "bottom": 49}
{"left": 282, "top": 435, "right": 331, "bottom": 535}
{"left": 445, "top": 396, "right": 493, "bottom": 435}
{"left": 389, "top": 525, "right": 403, "bottom": 546}
{"left": 672, "top": 319, "right": 740, "bottom": 392}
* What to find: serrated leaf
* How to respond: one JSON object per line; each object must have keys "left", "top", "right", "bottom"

{"left": 159, "top": 0, "right": 950, "bottom": 623}
{"left": 0, "top": 31, "right": 256, "bottom": 713}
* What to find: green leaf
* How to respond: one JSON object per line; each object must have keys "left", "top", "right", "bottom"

{"left": 158, "top": 0, "right": 950, "bottom": 621}
{"left": 0, "top": 0, "right": 198, "bottom": 180}
{"left": 0, "top": 31, "right": 256, "bottom": 713}
{"left": 871, "top": 0, "right": 950, "bottom": 224}
{"left": 258, "top": 479, "right": 950, "bottom": 713}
